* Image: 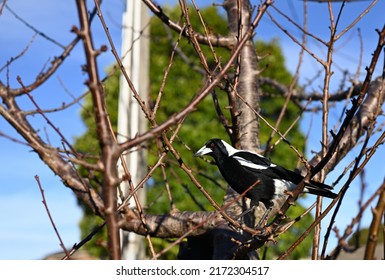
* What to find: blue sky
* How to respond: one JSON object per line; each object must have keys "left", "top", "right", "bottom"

{"left": 0, "top": 0, "right": 384, "bottom": 259}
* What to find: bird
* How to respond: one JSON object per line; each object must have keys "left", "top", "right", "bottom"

{"left": 194, "top": 138, "right": 337, "bottom": 212}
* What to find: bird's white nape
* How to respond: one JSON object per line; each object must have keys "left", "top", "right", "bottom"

{"left": 219, "top": 140, "right": 238, "bottom": 156}
{"left": 221, "top": 140, "right": 277, "bottom": 170}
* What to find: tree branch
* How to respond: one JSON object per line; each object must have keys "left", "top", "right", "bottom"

{"left": 75, "top": 0, "right": 121, "bottom": 259}
{"left": 141, "top": 0, "right": 237, "bottom": 49}
{"left": 364, "top": 179, "right": 385, "bottom": 259}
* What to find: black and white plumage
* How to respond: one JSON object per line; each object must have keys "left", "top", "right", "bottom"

{"left": 195, "top": 139, "right": 337, "bottom": 209}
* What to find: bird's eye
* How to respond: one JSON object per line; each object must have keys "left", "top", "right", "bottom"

{"left": 208, "top": 142, "right": 215, "bottom": 149}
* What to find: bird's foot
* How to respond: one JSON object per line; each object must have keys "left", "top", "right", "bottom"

{"left": 235, "top": 205, "right": 257, "bottom": 221}
{"left": 255, "top": 207, "right": 272, "bottom": 229}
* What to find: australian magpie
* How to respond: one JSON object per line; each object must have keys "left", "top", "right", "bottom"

{"left": 195, "top": 139, "right": 337, "bottom": 211}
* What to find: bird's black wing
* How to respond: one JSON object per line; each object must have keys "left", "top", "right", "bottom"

{"left": 247, "top": 163, "right": 336, "bottom": 198}
{"left": 264, "top": 164, "right": 337, "bottom": 198}
{"left": 264, "top": 164, "right": 335, "bottom": 190}
{"left": 266, "top": 164, "right": 305, "bottom": 183}
{"left": 232, "top": 151, "right": 275, "bottom": 169}
{"left": 231, "top": 150, "right": 337, "bottom": 198}
{"left": 232, "top": 151, "right": 300, "bottom": 180}
{"left": 263, "top": 165, "right": 307, "bottom": 186}
{"left": 232, "top": 150, "right": 335, "bottom": 190}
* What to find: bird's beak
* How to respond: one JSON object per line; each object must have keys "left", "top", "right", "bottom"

{"left": 194, "top": 145, "right": 212, "bottom": 157}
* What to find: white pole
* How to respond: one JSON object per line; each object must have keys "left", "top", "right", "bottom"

{"left": 118, "top": 0, "right": 149, "bottom": 260}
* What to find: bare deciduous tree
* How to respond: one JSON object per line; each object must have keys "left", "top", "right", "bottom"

{"left": 0, "top": 0, "right": 384, "bottom": 259}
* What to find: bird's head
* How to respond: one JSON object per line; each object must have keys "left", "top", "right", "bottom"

{"left": 194, "top": 139, "right": 234, "bottom": 159}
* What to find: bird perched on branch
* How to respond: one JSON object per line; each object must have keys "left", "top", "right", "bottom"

{"left": 195, "top": 139, "right": 337, "bottom": 212}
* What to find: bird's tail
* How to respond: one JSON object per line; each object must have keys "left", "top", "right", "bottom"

{"left": 304, "top": 180, "right": 337, "bottom": 199}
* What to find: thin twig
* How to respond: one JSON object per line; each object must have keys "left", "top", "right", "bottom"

{"left": 266, "top": 8, "right": 325, "bottom": 66}
{"left": 141, "top": 0, "right": 236, "bottom": 49}
{"left": 0, "top": 0, "right": 7, "bottom": 15}
{"left": 270, "top": 3, "right": 327, "bottom": 46}
{"left": 152, "top": 24, "right": 186, "bottom": 118}
{"left": 24, "top": 91, "right": 88, "bottom": 116}
{"left": 35, "top": 175, "right": 69, "bottom": 258}
{"left": 235, "top": 90, "right": 309, "bottom": 167}
{"left": 63, "top": 222, "right": 106, "bottom": 260}
{"left": 5, "top": 4, "right": 65, "bottom": 49}
{"left": 17, "top": 76, "right": 79, "bottom": 156}
{"left": 334, "top": 0, "right": 378, "bottom": 41}
{"left": 0, "top": 34, "right": 37, "bottom": 73}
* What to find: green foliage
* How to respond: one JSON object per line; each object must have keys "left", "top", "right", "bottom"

{"left": 347, "top": 225, "right": 384, "bottom": 248}
{"left": 74, "top": 5, "right": 312, "bottom": 259}
{"left": 147, "top": 5, "right": 230, "bottom": 215}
